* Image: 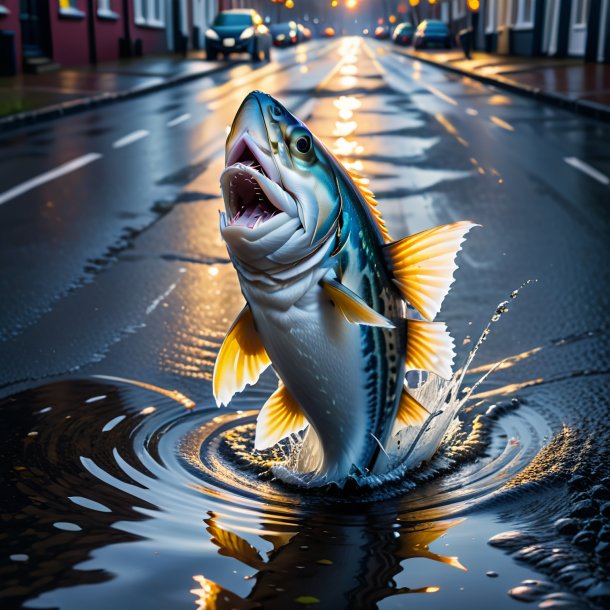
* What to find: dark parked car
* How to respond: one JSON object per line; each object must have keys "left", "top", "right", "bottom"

{"left": 413, "top": 20, "right": 451, "bottom": 49}
{"left": 374, "top": 25, "right": 390, "bottom": 40}
{"left": 270, "top": 21, "right": 299, "bottom": 47}
{"left": 205, "top": 9, "right": 271, "bottom": 61}
{"left": 392, "top": 22, "right": 415, "bottom": 46}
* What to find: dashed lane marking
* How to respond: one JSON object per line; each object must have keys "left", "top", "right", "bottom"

{"left": 564, "top": 157, "right": 610, "bottom": 186}
{"left": 0, "top": 153, "right": 102, "bottom": 206}
{"left": 167, "top": 113, "right": 191, "bottom": 127}
{"left": 112, "top": 129, "right": 150, "bottom": 148}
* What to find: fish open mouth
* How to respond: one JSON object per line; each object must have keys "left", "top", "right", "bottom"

{"left": 221, "top": 135, "right": 297, "bottom": 230}
{"left": 225, "top": 166, "right": 280, "bottom": 229}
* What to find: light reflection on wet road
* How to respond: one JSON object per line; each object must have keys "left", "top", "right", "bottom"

{"left": 0, "top": 37, "right": 609, "bottom": 610}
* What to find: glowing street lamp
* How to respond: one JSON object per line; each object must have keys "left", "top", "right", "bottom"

{"left": 331, "top": 0, "right": 338, "bottom": 6}
{"left": 409, "top": 0, "right": 420, "bottom": 6}
{"left": 346, "top": 0, "right": 358, "bottom": 8}
{"left": 467, "top": 0, "right": 480, "bottom": 10}
{"left": 285, "top": 0, "right": 294, "bottom": 7}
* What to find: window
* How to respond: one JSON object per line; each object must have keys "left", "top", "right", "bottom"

{"left": 513, "top": 0, "right": 536, "bottom": 28}
{"left": 572, "top": 0, "right": 589, "bottom": 27}
{"left": 59, "top": 0, "right": 85, "bottom": 18}
{"left": 134, "top": 0, "right": 165, "bottom": 27}
{"left": 98, "top": 0, "right": 119, "bottom": 20}
{"left": 486, "top": 0, "right": 497, "bottom": 32}
{"left": 452, "top": 0, "right": 466, "bottom": 19}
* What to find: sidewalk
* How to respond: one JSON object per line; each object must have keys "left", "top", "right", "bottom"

{"left": 402, "top": 48, "right": 610, "bottom": 121}
{"left": 0, "top": 52, "right": 223, "bottom": 131}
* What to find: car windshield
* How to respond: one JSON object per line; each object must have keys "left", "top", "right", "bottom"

{"left": 214, "top": 13, "right": 252, "bottom": 27}
{"left": 397, "top": 23, "right": 413, "bottom": 32}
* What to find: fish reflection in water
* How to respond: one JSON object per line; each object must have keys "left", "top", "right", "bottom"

{"left": 197, "top": 511, "right": 464, "bottom": 609}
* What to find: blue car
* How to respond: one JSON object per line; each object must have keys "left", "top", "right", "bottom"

{"left": 413, "top": 20, "right": 451, "bottom": 49}
{"left": 205, "top": 9, "right": 272, "bottom": 62}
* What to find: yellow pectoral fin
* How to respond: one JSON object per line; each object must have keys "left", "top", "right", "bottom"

{"left": 396, "top": 386, "right": 430, "bottom": 427}
{"left": 406, "top": 319, "right": 456, "bottom": 380}
{"left": 255, "top": 383, "right": 308, "bottom": 451}
{"left": 384, "top": 221, "right": 479, "bottom": 321}
{"left": 321, "top": 278, "right": 395, "bottom": 329}
{"left": 213, "top": 305, "right": 271, "bottom": 407}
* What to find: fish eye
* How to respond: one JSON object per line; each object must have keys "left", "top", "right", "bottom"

{"left": 296, "top": 135, "right": 311, "bottom": 153}
{"left": 270, "top": 105, "right": 283, "bottom": 119}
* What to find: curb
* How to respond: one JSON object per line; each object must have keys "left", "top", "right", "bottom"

{"left": 0, "top": 62, "right": 228, "bottom": 133}
{"left": 401, "top": 50, "right": 610, "bottom": 123}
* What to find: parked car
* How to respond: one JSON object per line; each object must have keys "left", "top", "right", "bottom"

{"left": 322, "top": 26, "right": 336, "bottom": 38}
{"left": 270, "top": 21, "right": 299, "bottom": 47}
{"left": 413, "top": 20, "right": 451, "bottom": 49}
{"left": 205, "top": 9, "right": 271, "bottom": 61}
{"left": 374, "top": 25, "right": 390, "bottom": 40}
{"left": 392, "top": 22, "right": 415, "bottom": 46}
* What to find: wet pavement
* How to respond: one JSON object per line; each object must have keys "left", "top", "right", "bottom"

{"left": 0, "top": 37, "right": 609, "bottom": 610}
{"left": 402, "top": 47, "right": 610, "bottom": 117}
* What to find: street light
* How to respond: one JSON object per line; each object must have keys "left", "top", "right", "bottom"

{"left": 346, "top": 0, "right": 357, "bottom": 8}
{"left": 467, "top": 0, "right": 480, "bottom": 10}
{"left": 285, "top": 0, "right": 294, "bottom": 7}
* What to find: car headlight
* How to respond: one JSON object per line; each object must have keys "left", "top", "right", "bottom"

{"left": 240, "top": 27, "right": 254, "bottom": 39}
{"left": 276, "top": 34, "right": 286, "bottom": 41}
{"left": 289, "top": 30, "right": 296, "bottom": 38}
{"left": 205, "top": 28, "right": 219, "bottom": 40}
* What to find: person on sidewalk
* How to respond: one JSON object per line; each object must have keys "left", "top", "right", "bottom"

{"left": 458, "top": 27, "right": 473, "bottom": 60}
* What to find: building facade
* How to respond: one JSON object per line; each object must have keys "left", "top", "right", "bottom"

{"left": 438, "top": 0, "right": 609, "bottom": 62}
{"left": 0, "top": 0, "right": 222, "bottom": 75}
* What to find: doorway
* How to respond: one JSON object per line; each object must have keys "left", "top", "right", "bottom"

{"left": 19, "top": 0, "right": 52, "bottom": 59}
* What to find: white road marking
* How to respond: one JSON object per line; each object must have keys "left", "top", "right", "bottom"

{"left": 424, "top": 84, "right": 458, "bottom": 106}
{"left": 564, "top": 157, "right": 610, "bottom": 185}
{"left": 466, "top": 108, "right": 479, "bottom": 116}
{"left": 0, "top": 153, "right": 102, "bottom": 206}
{"left": 146, "top": 282, "right": 178, "bottom": 315}
{"left": 112, "top": 129, "right": 149, "bottom": 149}
{"left": 167, "top": 113, "right": 191, "bottom": 127}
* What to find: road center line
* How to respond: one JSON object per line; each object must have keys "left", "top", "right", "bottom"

{"left": 564, "top": 157, "right": 610, "bottom": 185}
{"left": 112, "top": 129, "right": 149, "bottom": 149}
{"left": 423, "top": 84, "right": 458, "bottom": 106}
{"left": 0, "top": 153, "right": 102, "bottom": 207}
{"left": 167, "top": 113, "right": 191, "bottom": 127}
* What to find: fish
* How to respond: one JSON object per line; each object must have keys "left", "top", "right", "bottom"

{"left": 213, "top": 91, "right": 477, "bottom": 486}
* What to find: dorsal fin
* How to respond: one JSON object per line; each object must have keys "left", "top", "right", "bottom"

{"left": 255, "top": 382, "right": 309, "bottom": 450}
{"left": 396, "top": 386, "right": 430, "bottom": 427}
{"left": 384, "top": 221, "right": 479, "bottom": 320}
{"left": 321, "top": 278, "right": 395, "bottom": 328}
{"left": 406, "top": 319, "right": 455, "bottom": 380}
{"left": 342, "top": 165, "right": 392, "bottom": 243}
{"left": 213, "top": 305, "right": 271, "bottom": 407}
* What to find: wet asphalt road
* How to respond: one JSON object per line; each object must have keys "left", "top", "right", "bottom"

{"left": 0, "top": 37, "right": 609, "bottom": 610}
{"left": 0, "top": 40, "right": 610, "bottom": 399}
{"left": 0, "top": 37, "right": 608, "bottom": 401}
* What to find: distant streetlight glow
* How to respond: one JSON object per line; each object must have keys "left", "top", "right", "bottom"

{"left": 467, "top": 0, "right": 480, "bottom": 9}
{"left": 389, "top": 15, "right": 397, "bottom": 23}
{"left": 285, "top": 0, "right": 294, "bottom": 8}
{"left": 331, "top": 0, "right": 338, "bottom": 6}
{"left": 409, "top": 0, "right": 420, "bottom": 6}
{"left": 346, "top": 0, "right": 357, "bottom": 8}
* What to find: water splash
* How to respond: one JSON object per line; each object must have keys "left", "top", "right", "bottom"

{"left": 272, "top": 284, "right": 536, "bottom": 489}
